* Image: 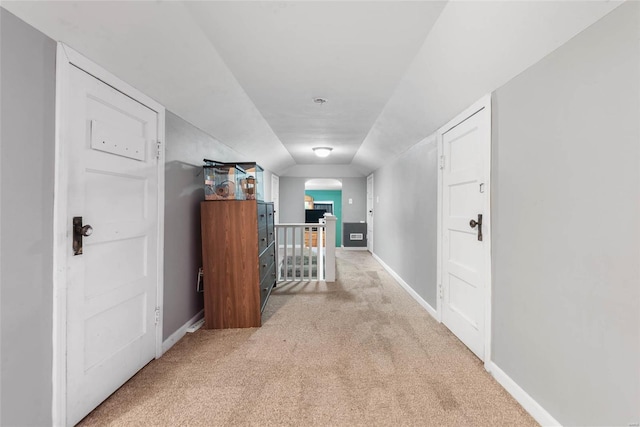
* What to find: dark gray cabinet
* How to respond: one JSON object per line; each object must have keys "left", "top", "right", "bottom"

{"left": 258, "top": 202, "right": 276, "bottom": 312}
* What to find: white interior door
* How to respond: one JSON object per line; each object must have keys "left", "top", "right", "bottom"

{"left": 440, "top": 99, "right": 491, "bottom": 361}
{"left": 366, "top": 174, "right": 374, "bottom": 252}
{"left": 64, "top": 64, "right": 161, "bottom": 425}
{"left": 271, "top": 174, "right": 280, "bottom": 224}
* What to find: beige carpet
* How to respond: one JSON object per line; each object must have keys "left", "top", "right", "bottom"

{"left": 79, "top": 249, "right": 537, "bottom": 426}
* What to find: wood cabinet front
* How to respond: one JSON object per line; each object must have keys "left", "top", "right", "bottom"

{"left": 201, "top": 200, "right": 275, "bottom": 329}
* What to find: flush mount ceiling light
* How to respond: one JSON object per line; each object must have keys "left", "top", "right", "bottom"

{"left": 313, "top": 147, "right": 333, "bottom": 158}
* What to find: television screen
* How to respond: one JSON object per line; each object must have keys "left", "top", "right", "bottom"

{"left": 305, "top": 209, "right": 326, "bottom": 224}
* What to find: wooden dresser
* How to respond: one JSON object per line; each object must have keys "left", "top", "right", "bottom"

{"left": 200, "top": 200, "right": 276, "bottom": 329}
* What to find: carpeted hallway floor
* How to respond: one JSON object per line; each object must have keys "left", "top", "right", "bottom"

{"left": 79, "top": 249, "right": 537, "bottom": 426}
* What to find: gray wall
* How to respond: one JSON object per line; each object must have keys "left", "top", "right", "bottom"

{"left": 0, "top": 12, "right": 273, "bottom": 424}
{"left": 372, "top": 3, "right": 639, "bottom": 425}
{"left": 341, "top": 177, "right": 367, "bottom": 223}
{"left": 0, "top": 9, "right": 56, "bottom": 426}
{"left": 373, "top": 137, "right": 439, "bottom": 308}
{"left": 279, "top": 177, "right": 305, "bottom": 223}
{"left": 279, "top": 176, "right": 367, "bottom": 225}
{"left": 263, "top": 169, "right": 273, "bottom": 203}
{"left": 163, "top": 111, "right": 245, "bottom": 339}
{"left": 3, "top": 3, "right": 638, "bottom": 425}
{"left": 491, "top": 3, "right": 639, "bottom": 425}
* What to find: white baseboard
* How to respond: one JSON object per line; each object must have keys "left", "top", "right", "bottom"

{"left": 186, "top": 317, "right": 205, "bottom": 333}
{"left": 371, "top": 253, "right": 438, "bottom": 321}
{"left": 486, "top": 362, "right": 561, "bottom": 427}
{"left": 341, "top": 246, "right": 368, "bottom": 251}
{"left": 161, "top": 309, "right": 204, "bottom": 355}
{"left": 371, "top": 252, "right": 559, "bottom": 427}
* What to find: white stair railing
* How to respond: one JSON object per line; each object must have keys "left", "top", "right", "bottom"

{"left": 323, "top": 215, "right": 336, "bottom": 281}
{"left": 275, "top": 214, "right": 336, "bottom": 282}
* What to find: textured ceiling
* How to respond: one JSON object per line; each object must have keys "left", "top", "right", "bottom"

{"left": 185, "top": 1, "right": 445, "bottom": 166}
{"left": 2, "top": 1, "right": 623, "bottom": 177}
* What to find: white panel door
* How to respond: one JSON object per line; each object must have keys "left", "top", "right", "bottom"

{"left": 271, "top": 174, "right": 280, "bottom": 224}
{"left": 65, "top": 65, "right": 160, "bottom": 425}
{"left": 366, "top": 174, "right": 374, "bottom": 252}
{"left": 441, "top": 104, "right": 490, "bottom": 360}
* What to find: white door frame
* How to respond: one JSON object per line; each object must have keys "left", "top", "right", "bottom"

{"left": 53, "top": 43, "right": 165, "bottom": 426}
{"left": 366, "top": 173, "right": 374, "bottom": 252}
{"left": 271, "top": 174, "right": 279, "bottom": 224}
{"left": 436, "top": 94, "right": 492, "bottom": 366}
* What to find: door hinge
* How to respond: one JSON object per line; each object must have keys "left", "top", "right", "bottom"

{"left": 154, "top": 307, "right": 160, "bottom": 325}
{"left": 438, "top": 284, "right": 443, "bottom": 299}
{"left": 156, "top": 141, "right": 162, "bottom": 160}
{"left": 439, "top": 155, "right": 445, "bottom": 170}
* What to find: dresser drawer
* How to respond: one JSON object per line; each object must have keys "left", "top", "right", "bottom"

{"left": 266, "top": 203, "right": 275, "bottom": 244}
{"left": 259, "top": 262, "right": 276, "bottom": 312}
{"left": 266, "top": 226, "right": 275, "bottom": 247}
{"left": 257, "top": 202, "right": 268, "bottom": 229}
{"left": 258, "top": 226, "right": 269, "bottom": 255}
{"left": 258, "top": 243, "right": 275, "bottom": 280}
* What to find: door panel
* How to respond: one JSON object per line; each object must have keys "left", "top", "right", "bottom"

{"left": 84, "top": 292, "right": 147, "bottom": 370}
{"left": 441, "top": 106, "right": 490, "bottom": 360}
{"left": 65, "top": 65, "right": 159, "bottom": 425}
{"left": 448, "top": 126, "right": 480, "bottom": 173}
{"left": 84, "top": 170, "right": 147, "bottom": 221}
{"left": 448, "top": 229, "right": 482, "bottom": 273}
{"left": 449, "top": 181, "right": 480, "bottom": 218}
{"left": 448, "top": 274, "right": 480, "bottom": 329}
{"left": 84, "top": 236, "right": 147, "bottom": 298}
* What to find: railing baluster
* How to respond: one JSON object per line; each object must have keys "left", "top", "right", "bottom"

{"left": 293, "top": 226, "right": 298, "bottom": 281}
{"left": 293, "top": 226, "right": 296, "bottom": 281}
{"left": 303, "top": 226, "right": 307, "bottom": 281}
{"left": 274, "top": 220, "right": 335, "bottom": 284}
{"left": 318, "top": 223, "right": 324, "bottom": 281}
{"left": 305, "top": 227, "right": 308, "bottom": 280}
{"left": 308, "top": 226, "right": 312, "bottom": 281}
{"left": 283, "top": 227, "right": 287, "bottom": 282}
{"left": 324, "top": 216, "right": 336, "bottom": 282}
{"left": 298, "top": 227, "right": 302, "bottom": 281}
{"left": 308, "top": 226, "right": 311, "bottom": 280}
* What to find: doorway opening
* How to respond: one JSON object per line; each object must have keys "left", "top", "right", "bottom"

{"left": 305, "top": 179, "right": 342, "bottom": 246}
